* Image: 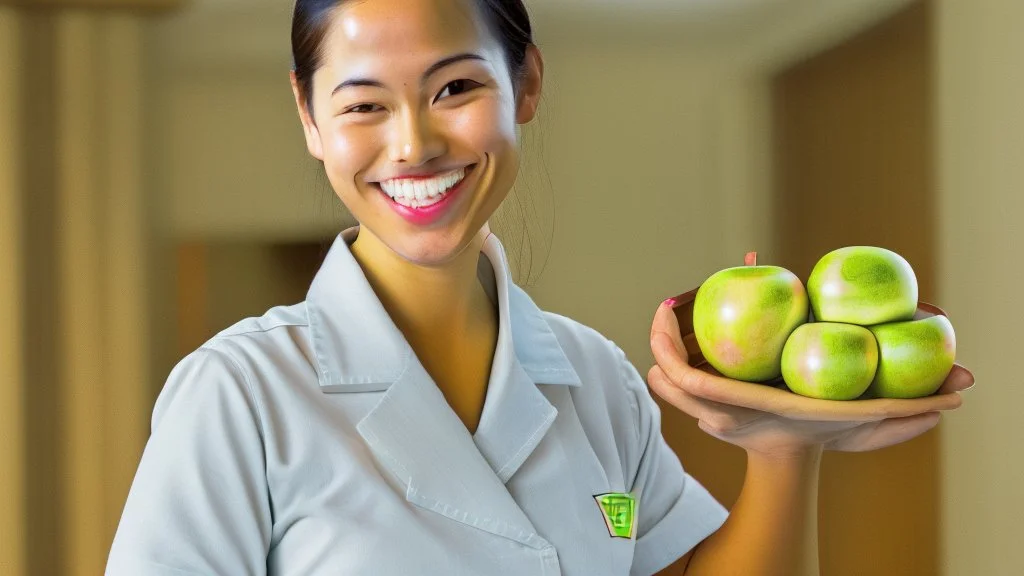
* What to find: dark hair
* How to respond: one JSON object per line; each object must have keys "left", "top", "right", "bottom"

{"left": 291, "top": 0, "right": 533, "bottom": 115}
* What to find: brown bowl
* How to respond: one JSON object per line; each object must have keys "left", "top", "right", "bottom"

{"left": 668, "top": 285, "right": 948, "bottom": 378}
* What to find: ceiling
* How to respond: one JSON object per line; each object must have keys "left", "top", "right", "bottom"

{"left": 193, "top": 0, "right": 779, "bottom": 16}
{"left": 534, "top": 0, "right": 784, "bottom": 19}
{"left": 176, "top": 0, "right": 791, "bottom": 29}
{"left": 155, "top": 0, "right": 909, "bottom": 74}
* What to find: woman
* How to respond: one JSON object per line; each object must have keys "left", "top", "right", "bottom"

{"left": 107, "top": 0, "right": 974, "bottom": 574}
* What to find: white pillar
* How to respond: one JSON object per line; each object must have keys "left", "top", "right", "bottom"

{"left": 0, "top": 8, "right": 26, "bottom": 576}
{"left": 98, "top": 13, "right": 149, "bottom": 545}
{"left": 56, "top": 13, "right": 107, "bottom": 573}
{"left": 55, "top": 11, "right": 149, "bottom": 574}
{"left": 935, "top": 2, "right": 1024, "bottom": 574}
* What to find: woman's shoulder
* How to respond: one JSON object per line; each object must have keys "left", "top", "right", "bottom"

{"left": 538, "top": 310, "right": 618, "bottom": 359}
{"left": 195, "top": 300, "right": 313, "bottom": 362}
{"left": 507, "top": 282, "right": 645, "bottom": 398}
{"left": 536, "top": 309, "right": 638, "bottom": 377}
{"left": 533, "top": 308, "right": 648, "bottom": 416}
{"left": 162, "top": 301, "right": 319, "bottom": 405}
{"left": 212, "top": 300, "right": 310, "bottom": 342}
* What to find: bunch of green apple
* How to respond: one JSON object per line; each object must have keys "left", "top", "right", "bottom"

{"left": 692, "top": 247, "right": 956, "bottom": 400}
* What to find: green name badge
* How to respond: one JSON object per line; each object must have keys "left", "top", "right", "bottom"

{"left": 593, "top": 492, "right": 637, "bottom": 539}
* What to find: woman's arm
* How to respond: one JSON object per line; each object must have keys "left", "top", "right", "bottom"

{"left": 106, "top": 345, "right": 271, "bottom": 575}
{"left": 646, "top": 299, "right": 969, "bottom": 576}
{"left": 680, "top": 447, "right": 821, "bottom": 576}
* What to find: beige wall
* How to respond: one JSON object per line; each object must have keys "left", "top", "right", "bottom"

{"left": 148, "top": 2, "right": 345, "bottom": 242}
{"left": 520, "top": 36, "right": 772, "bottom": 365}
{"left": 935, "top": 2, "right": 1024, "bottom": 574}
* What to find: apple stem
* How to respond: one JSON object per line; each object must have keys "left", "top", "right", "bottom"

{"left": 745, "top": 252, "right": 757, "bottom": 266}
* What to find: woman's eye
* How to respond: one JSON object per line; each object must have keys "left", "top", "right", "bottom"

{"left": 345, "top": 103, "right": 382, "bottom": 114}
{"left": 435, "top": 79, "right": 481, "bottom": 102}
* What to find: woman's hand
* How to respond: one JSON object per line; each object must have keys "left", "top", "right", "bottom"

{"left": 647, "top": 299, "right": 974, "bottom": 459}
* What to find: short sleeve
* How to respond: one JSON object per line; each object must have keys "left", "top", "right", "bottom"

{"left": 617, "top": 347, "right": 729, "bottom": 576}
{"left": 106, "top": 345, "right": 272, "bottom": 576}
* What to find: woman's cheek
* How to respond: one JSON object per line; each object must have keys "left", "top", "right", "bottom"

{"left": 325, "top": 124, "right": 381, "bottom": 192}
{"left": 451, "top": 98, "right": 517, "bottom": 154}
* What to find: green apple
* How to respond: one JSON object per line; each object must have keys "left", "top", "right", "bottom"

{"left": 693, "top": 252, "right": 809, "bottom": 382}
{"left": 780, "top": 322, "right": 879, "bottom": 400}
{"left": 866, "top": 315, "right": 956, "bottom": 398}
{"left": 807, "top": 246, "right": 918, "bottom": 325}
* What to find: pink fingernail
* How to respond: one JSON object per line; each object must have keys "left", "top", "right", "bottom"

{"left": 663, "top": 297, "right": 677, "bottom": 308}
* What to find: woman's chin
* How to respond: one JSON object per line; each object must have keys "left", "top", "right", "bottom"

{"left": 393, "top": 230, "right": 483, "bottom": 267}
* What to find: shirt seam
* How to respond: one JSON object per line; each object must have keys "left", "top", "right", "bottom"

{"left": 216, "top": 319, "right": 309, "bottom": 339}
{"left": 520, "top": 365, "right": 576, "bottom": 373}
{"left": 137, "top": 560, "right": 209, "bottom": 575}
{"left": 616, "top": 343, "right": 643, "bottom": 491}
{"left": 201, "top": 341, "right": 268, "bottom": 445}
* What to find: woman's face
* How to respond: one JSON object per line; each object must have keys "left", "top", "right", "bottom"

{"left": 292, "top": 0, "right": 543, "bottom": 266}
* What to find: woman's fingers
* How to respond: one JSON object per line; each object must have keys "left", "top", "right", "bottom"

{"left": 647, "top": 364, "right": 760, "bottom": 434}
{"left": 651, "top": 330, "right": 964, "bottom": 421}
{"left": 936, "top": 363, "right": 975, "bottom": 394}
{"left": 650, "top": 300, "right": 689, "bottom": 363}
{"left": 651, "top": 330, "right": 809, "bottom": 411}
{"left": 827, "top": 412, "right": 942, "bottom": 452}
{"left": 668, "top": 290, "right": 698, "bottom": 335}
{"left": 646, "top": 364, "right": 707, "bottom": 420}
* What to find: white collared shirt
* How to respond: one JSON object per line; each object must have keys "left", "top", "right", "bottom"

{"left": 107, "top": 226, "right": 728, "bottom": 576}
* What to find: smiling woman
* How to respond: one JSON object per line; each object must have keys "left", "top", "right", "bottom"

{"left": 104, "top": 1, "right": 732, "bottom": 575}
{"left": 104, "top": 1, "right": 976, "bottom": 575}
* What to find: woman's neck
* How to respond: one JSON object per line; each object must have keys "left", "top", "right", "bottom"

{"left": 349, "top": 227, "right": 495, "bottom": 343}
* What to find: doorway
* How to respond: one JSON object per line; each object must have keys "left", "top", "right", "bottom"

{"left": 773, "top": 1, "right": 939, "bottom": 574}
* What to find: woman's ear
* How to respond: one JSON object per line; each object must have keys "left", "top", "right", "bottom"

{"left": 515, "top": 44, "right": 544, "bottom": 125}
{"left": 290, "top": 71, "right": 325, "bottom": 160}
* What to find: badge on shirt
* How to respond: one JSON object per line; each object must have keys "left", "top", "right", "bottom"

{"left": 593, "top": 492, "right": 637, "bottom": 539}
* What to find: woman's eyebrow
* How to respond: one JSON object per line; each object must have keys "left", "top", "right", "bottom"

{"left": 422, "top": 53, "right": 485, "bottom": 81}
{"left": 331, "top": 53, "right": 486, "bottom": 97}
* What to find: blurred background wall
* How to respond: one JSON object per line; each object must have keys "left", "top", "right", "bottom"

{"left": 0, "top": 0, "right": 1019, "bottom": 574}
{"left": 934, "top": 2, "right": 1024, "bottom": 574}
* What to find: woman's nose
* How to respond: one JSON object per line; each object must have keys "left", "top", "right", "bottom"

{"left": 388, "top": 109, "right": 446, "bottom": 165}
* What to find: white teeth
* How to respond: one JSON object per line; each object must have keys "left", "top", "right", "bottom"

{"left": 380, "top": 167, "right": 466, "bottom": 207}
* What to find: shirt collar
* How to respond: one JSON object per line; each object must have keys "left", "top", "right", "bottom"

{"left": 305, "top": 225, "right": 581, "bottom": 393}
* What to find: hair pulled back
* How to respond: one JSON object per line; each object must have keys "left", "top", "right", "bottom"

{"left": 291, "top": 0, "right": 533, "bottom": 114}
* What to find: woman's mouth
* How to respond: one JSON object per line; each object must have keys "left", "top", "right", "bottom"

{"left": 378, "top": 167, "right": 467, "bottom": 209}
{"left": 373, "top": 164, "right": 477, "bottom": 227}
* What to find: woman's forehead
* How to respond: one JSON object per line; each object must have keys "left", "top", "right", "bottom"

{"left": 322, "top": 0, "right": 497, "bottom": 65}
